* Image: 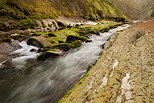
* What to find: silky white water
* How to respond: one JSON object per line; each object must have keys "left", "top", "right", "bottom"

{"left": 0, "top": 24, "right": 130, "bottom": 103}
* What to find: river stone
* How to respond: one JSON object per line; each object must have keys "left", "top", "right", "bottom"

{"left": 30, "top": 49, "right": 37, "bottom": 52}
{"left": 27, "top": 36, "right": 51, "bottom": 48}
{"left": 86, "top": 39, "right": 92, "bottom": 42}
{"left": 0, "top": 41, "right": 21, "bottom": 62}
{"left": 37, "top": 49, "right": 63, "bottom": 60}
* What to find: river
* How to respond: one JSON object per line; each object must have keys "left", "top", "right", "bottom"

{"left": 0, "top": 24, "right": 130, "bottom": 103}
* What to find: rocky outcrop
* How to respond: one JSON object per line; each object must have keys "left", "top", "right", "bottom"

{"left": 59, "top": 20, "right": 154, "bottom": 103}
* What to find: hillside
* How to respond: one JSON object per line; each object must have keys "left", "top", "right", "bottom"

{"left": 109, "top": 0, "right": 154, "bottom": 20}
{"left": 0, "top": 0, "right": 126, "bottom": 31}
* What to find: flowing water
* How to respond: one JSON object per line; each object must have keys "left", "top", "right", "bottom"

{"left": 0, "top": 24, "right": 130, "bottom": 103}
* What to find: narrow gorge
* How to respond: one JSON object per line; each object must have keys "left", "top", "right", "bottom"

{"left": 0, "top": 0, "right": 153, "bottom": 103}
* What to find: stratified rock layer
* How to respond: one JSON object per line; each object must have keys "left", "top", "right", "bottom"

{"left": 59, "top": 20, "right": 154, "bottom": 103}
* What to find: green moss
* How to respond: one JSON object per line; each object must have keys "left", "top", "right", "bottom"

{"left": 47, "top": 32, "right": 57, "bottom": 37}
{"left": 19, "top": 19, "right": 35, "bottom": 29}
{"left": 37, "top": 49, "right": 62, "bottom": 60}
{"left": 53, "top": 43, "right": 70, "bottom": 51}
{"left": 52, "top": 29, "right": 81, "bottom": 42}
{"left": 0, "top": 0, "right": 127, "bottom": 31}
{"left": 53, "top": 40, "right": 82, "bottom": 51}
{"left": 78, "top": 22, "right": 123, "bottom": 35}
{"left": 31, "top": 32, "right": 44, "bottom": 36}
{"left": 69, "top": 40, "right": 82, "bottom": 48}
{"left": 49, "top": 37, "right": 64, "bottom": 44}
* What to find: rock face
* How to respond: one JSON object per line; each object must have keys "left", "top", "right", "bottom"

{"left": 59, "top": 20, "right": 154, "bottom": 103}
{"left": 0, "top": 41, "right": 21, "bottom": 62}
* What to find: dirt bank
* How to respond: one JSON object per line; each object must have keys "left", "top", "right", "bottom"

{"left": 59, "top": 20, "right": 154, "bottom": 103}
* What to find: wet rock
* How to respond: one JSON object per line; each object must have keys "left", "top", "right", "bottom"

{"left": 53, "top": 43, "right": 70, "bottom": 51}
{"left": 37, "top": 49, "right": 63, "bottom": 60}
{"left": 86, "top": 39, "right": 92, "bottom": 43}
{"left": 56, "top": 20, "right": 67, "bottom": 27}
{"left": 27, "top": 36, "right": 51, "bottom": 48}
{"left": 66, "top": 35, "right": 81, "bottom": 43}
{"left": 0, "top": 41, "right": 21, "bottom": 62}
{"left": 70, "top": 40, "right": 82, "bottom": 48}
{"left": 66, "top": 35, "right": 87, "bottom": 43}
{"left": 75, "top": 24, "right": 80, "bottom": 27}
{"left": 37, "top": 48, "right": 43, "bottom": 53}
{"left": 67, "top": 24, "right": 73, "bottom": 28}
{"left": 48, "top": 33, "right": 57, "bottom": 37}
{"left": 30, "top": 49, "right": 37, "bottom": 52}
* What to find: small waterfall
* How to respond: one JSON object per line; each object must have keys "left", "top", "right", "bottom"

{"left": 0, "top": 24, "right": 130, "bottom": 103}
{"left": 11, "top": 41, "right": 40, "bottom": 69}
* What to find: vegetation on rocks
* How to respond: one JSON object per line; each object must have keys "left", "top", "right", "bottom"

{"left": 0, "top": 0, "right": 127, "bottom": 31}
{"left": 27, "top": 22, "right": 122, "bottom": 60}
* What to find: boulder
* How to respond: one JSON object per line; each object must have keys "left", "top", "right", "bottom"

{"left": 53, "top": 43, "right": 70, "bottom": 51}
{"left": 0, "top": 41, "right": 21, "bottom": 62}
{"left": 69, "top": 40, "right": 82, "bottom": 48}
{"left": 30, "top": 49, "right": 37, "bottom": 52}
{"left": 37, "top": 49, "right": 63, "bottom": 60}
{"left": 86, "top": 39, "right": 92, "bottom": 42}
{"left": 27, "top": 36, "right": 51, "bottom": 48}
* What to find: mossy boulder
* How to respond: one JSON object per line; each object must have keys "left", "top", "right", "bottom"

{"left": 66, "top": 35, "right": 87, "bottom": 43}
{"left": 53, "top": 43, "right": 70, "bottom": 51}
{"left": 78, "top": 22, "right": 123, "bottom": 35}
{"left": 37, "top": 49, "right": 63, "bottom": 60}
{"left": 53, "top": 29, "right": 81, "bottom": 42}
{"left": 69, "top": 40, "right": 82, "bottom": 48}
{"left": 53, "top": 40, "right": 82, "bottom": 51}
{"left": 27, "top": 28, "right": 85, "bottom": 49}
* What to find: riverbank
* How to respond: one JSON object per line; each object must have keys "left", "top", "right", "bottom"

{"left": 59, "top": 19, "right": 154, "bottom": 103}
